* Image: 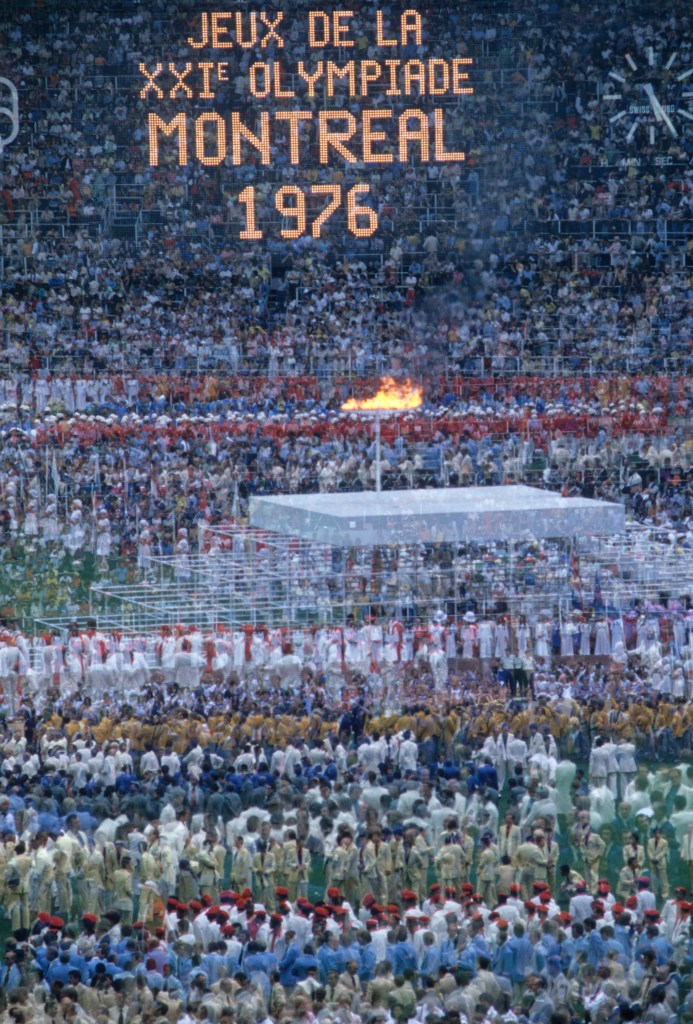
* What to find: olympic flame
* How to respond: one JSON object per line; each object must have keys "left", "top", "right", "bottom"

{"left": 341, "top": 377, "right": 423, "bottom": 412}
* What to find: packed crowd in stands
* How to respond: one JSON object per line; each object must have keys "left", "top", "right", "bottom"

{"left": 0, "top": 0, "right": 692, "bottom": 383}
{"left": 1, "top": 0, "right": 693, "bottom": 1019}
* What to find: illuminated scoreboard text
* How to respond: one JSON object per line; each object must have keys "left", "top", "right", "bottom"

{"left": 140, "top": 9, "right": 473, "bottom": 240}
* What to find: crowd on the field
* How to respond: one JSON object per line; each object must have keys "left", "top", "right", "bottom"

{"left": 0, "top": 680, "right": 693, "bottom": 1023}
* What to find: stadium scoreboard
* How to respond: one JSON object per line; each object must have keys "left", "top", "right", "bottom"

{"left": 141, "top": 8, "right": 471, "bottom": 241}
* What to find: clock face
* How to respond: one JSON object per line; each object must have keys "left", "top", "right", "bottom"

{"left": 603, "top": 46, "right": 693, "bottom": 144}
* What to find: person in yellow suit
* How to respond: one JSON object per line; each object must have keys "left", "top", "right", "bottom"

{"left": 457, "top": 824, "right": 475, "bottom": 885}
{"left": 362, "top": 831, "right": 392, "bottom": 903}
{"left": 138, "top": 879, "right": 161, "bottom": 929}
{"left": 198, "top": 834, "right": 222, "bottom": 903}
{"left": 6, "top": 841, "right": 32, "bottom": 931}
{"left": 622, "top": 832, "right": 645, "bottom": 874}
{"left": 253, "top": 841, "right": 277, "bottom": 910}
{"left": 401, "top": 830, "right": 426, "bottom": 903}
{"left": 330, "top": 834, "right": 361, "bottom": 908}
{"left": 647, "top": 827, "right": 669, "bottom": 899}
{"left": 230, "top": 836, "right": 253, "bottom": 892}
{"left": 0, "top": 836, "right": 14, "bottom": 912}
{"left": 32, "top": 832, "right": 55, "bottom": 916}
{"left": 435, "top": 836, "right": 462, "bottom": 892}
{"left": 282, "top": 830, "right": 309, "bottom": 902}
{"left": 477, "top": 835, "right": 499, "bottom": 908}
{"left": 112, "top": 855, "right": 134, "bottom": 926}
{"left": 581, "top": 828, "right": 607, "bottom": 892}
{"left": 84, "top": 841, "right": 106, "bottom": 916}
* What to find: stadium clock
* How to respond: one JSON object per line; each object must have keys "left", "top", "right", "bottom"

{"left": 603, "top": 46, "right": 693, "bottom": 143}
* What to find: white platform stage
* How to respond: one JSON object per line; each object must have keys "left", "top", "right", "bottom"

{"left": 249, "top": 485, "right": 625, "bottom": 546}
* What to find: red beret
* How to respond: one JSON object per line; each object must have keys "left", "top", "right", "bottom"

{"left": 429, "top": 884, "right": 441, "bottom": 892}
{"left": 276, "top": 887, "right": 289, "bottom": 898}
{"left": 201, "top": 894, "right": 213, "bottom": 906}
{"left": 38, "top": 913, "right": 51, "bottom": 924}
{"left": 326, "top": 887, "right": 341, "bottom": 899}
{"left": 314, "top": 907, "right": 329, "bottom": 918}
{"left": 539, "top": 892, "right": 551, "bottom": 902}
{"left": 82, "top": 913, "right": 98, "bottom": 924}
{"left": 49, "top": 917, "right": 64, "bottom": 928}
{"left": 366, "top": 918, "right": 379, "bottom": 928}
{"left": 401, "top": 890, "right": 417, "bottom": 901}
{"left": 497, "top": 918, "right": 509, "bottom": 928}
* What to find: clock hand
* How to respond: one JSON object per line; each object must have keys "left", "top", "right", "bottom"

{"left": 643, "top": 83, "right": 662, "bottom": 120}
{"left": 655, "top": 101, "right": 678, "bottom": 138}
{"left": 644, "top": 82, "right": 679, "bottom": 137}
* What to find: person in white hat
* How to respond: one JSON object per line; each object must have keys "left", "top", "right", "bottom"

{"left": 462, "top": 612, "right": 477, "bottom": 659}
